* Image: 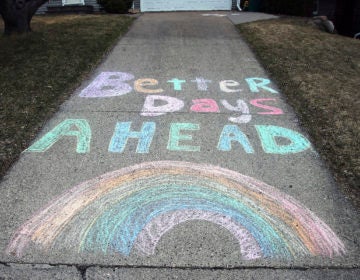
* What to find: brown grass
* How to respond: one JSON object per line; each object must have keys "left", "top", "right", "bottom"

{"left": 237, "top": 17, "right": 360, "bottom": 207}
{"left": 0, "top": 15, "right": 134, "bottom": 178}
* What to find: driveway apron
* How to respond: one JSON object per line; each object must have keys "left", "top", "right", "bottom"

{"left": 0, "top": 12, "right": 358, "bottom": 275}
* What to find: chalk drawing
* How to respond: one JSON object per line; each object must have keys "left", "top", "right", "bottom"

{"left": 250, "top": 99, "right": 283, "bottom": 115}
{"left": 7, "top": 161, "right": 345, "bottom": 259}
{"left": 167, "top": 123, "right": 201, "bottom": 152}
{"left": 217, "top": 125, "right": 254, "bottom": 153}
{"left": 221, "top": 99, "right": 252, "bottom": 123}
{"left": 79, "top": 72, "right": 134, "bottom": 98}
{"left": 134, "top": 78, "right": 163, "bottom": 94}
{"left": 26, "top": 119, "right": 91, "bottom": 153}
{"left": 25, "top": 119, "right": 312, "bottom": 155}
{"left": 245, "top": 78, "right": 279, "bottom": 94}
{"left": 78, "top": 71, "right": 282, "bottom": 97}
{"left": 135, "top": 209, "right": 262, "bottom": 259}
{"left": 141, "top": 95, "right": 185, "bottom": 117}
{"left": 191, "top": 77, "right": 212, "bottom": 91}
{"left": 219, "top": 80, "right": 242, "bottom": 93}
{"left": 139, "top": 96, "right": 283, "bottom": 117}
{"left": 190, "top": 99, "right": 220, "bottom": 113}
{"left": 167, "top": 78, "right": 186, "bottom": 91}
{"left": 256, "top": 125, "right": 311, "bottom": 154}
{"left": 108, "top": 122, "right": 156, "bottom": 153}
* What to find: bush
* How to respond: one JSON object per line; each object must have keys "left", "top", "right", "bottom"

{"left": 97, "top": 0, "right": 133, "bottom": 14}
{"left": 260, "top": 0, "right": 314, "bottom": 17}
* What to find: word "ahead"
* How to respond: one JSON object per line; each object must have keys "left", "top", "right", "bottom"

{"left": 27, "top": 119, "right": 311, "bottom": 155}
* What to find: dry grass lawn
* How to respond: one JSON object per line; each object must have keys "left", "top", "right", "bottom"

{"left": 0, "top": 15, "right": 134, "bottom": 178}
{"left": 237, "top": 17, "right": 360, "bottom": 207}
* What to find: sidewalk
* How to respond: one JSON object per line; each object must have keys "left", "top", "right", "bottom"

{"left": 0, "top": 13, "right": 358, "bottom": 279}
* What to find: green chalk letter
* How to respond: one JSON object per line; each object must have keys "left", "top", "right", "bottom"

{"left": 27, "top": 119, "right": 91, "bottom": 153}
{"left": 167, "top": 78, "right": 186, "bottom": 91}
{"left": 168, "top": 123, "right": 200, "bottom": 152}
{"left": 245, "top": 77, "right": 278, "bottom": 94}
{"left": 256, "top": 125, "right": 311, "bottom": 154}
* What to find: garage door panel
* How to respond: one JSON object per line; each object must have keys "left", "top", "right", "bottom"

{"left": 141, "top": 0, "right": 232, "bottom": 12}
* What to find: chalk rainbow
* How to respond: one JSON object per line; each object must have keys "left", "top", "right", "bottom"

{"left": 7, "top": 161, "right": 345, "bottom": 259}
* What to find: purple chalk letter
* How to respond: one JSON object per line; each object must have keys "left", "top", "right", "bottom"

{"left": 79, "top": 72, "right": 134, "bottom": 98}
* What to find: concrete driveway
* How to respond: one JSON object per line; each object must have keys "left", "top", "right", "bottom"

{"left": 0, "top": 13, "right": 359, "bottom": 279}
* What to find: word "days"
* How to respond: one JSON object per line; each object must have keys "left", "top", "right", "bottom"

{"left": 141, "top": 96, "right": 283, "bottom": 124}
{"left": 27, "top": 119, "right": 311, "bottom": 155}
{"left": 79, "top": 72, "right": 279, "bottom": 98}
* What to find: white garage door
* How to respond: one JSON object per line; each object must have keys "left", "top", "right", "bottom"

{"left": 141, "top": 0, "right": 232, "bottom": 12}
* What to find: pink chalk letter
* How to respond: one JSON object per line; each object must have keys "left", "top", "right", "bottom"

{"left": 250, "top": 99, "right": 283, "bottom": 115}
{"left": 190, "top": 99, "right": 220, "bottom": 113}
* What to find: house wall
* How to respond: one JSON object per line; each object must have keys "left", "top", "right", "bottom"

{"left": 36, "top": 0, "right": 101, "bottom": 14}
{"left": 38, "top": 0, "right": 238, "bottom": 14}
{"left": 317, "top": 0, "right": 336, "bottom": 18}
{"left": 355, "top": 1, "right": 360, "bottom": 34}
{"left": 86, "top": 0, "right": 101, "bottom": 11}
{"left": 133, "top": 0, "right": 238, "bottom": 11}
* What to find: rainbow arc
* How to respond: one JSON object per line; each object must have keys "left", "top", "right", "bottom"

{"left": 7, "top": 161, "right": 345, "bottom": 259}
